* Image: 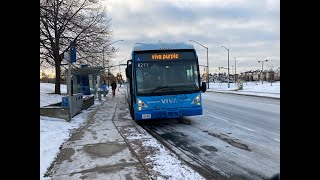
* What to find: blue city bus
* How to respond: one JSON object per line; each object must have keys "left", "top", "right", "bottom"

{"left": 125, "top": 42, "right": 206, "bottom": 121}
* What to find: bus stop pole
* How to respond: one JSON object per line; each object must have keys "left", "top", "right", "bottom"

{"left": 67, "top": 52, "right": 72, "bottom": 122}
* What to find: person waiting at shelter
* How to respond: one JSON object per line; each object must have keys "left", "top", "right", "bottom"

{"left": 111, "top": 81, "right": 117, "bottom": 96}
{"left": 102, "top": 82, "right": 108, "bottom": 95}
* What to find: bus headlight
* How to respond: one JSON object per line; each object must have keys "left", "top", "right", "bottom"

{"left": 191, "top": 95, "right": 201, "bottom": 105}
{"left": 137, "top": 98, "right": 148, "bottom": 108}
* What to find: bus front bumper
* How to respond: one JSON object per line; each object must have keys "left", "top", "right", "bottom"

{"left": 135, "top": 107, "right": 203, "bottom": 121}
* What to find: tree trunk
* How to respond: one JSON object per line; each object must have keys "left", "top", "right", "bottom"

{"left": 55, "top": 59, "right": 61, "bottom": 94}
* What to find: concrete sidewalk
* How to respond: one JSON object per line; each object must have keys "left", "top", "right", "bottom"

{"left": 45, "top": 88, "right": 204, "bottom": 180}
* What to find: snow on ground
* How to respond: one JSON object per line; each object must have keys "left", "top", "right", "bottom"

{"left": 40, "top": 83, "right": 102, "bottom": 179}
{"left": 40, "top": 103, "right": 103, "bottom": 180}
{"left": 40, "top": 83, "right": 67, "bottom": 107}
{"left": 40, "top": 116, "right": 84, "bottom": 179}
{"left": 142, "top": 138, "right": 205, "bottom": 180}
{"left": 40, "top": 83, "right": 67, "bottom": 94}
{"left": 124, "top": 126, "right": 205, "bottom": 180}
{"left": 40, "top": 82, "right": 279, "bottom": 179}
{"left": 208, "top": 81, "right": 280, "bottom": 93}
{"left": 207, "top": 81, "right": 280, "bottom": 98}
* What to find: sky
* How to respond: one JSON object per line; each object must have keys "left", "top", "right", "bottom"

{"left": 102, "top": 0, "right": 280, "bottom": 75}
{"left": 40, "top": 82, "right": 279, "bottom": 179}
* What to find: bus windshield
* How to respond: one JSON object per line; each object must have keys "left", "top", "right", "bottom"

{"left": 135, "top": 52, "right": 200, "bottom": 95}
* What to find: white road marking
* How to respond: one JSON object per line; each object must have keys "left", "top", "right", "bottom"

{"left": 273, "top": 138, "right": 280, "bottom": 142}
{"left": 206, "top": 113, "right": 229, "bottom": 123}
{"left": 234, "top": 123, "right": 256, "bottom": 132}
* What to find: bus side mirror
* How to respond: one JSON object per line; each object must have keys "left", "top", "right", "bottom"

{"left": 201, "top": 82, "right": 206, "bottom": 92}
{"left": 125, "top": 66, "right": 132, "bottom": 79}
{"left": 126, "top": 59, "right": 132, "bottom": 79}
{"left": 126, "top": 60, "right": 132, "bottom": 79}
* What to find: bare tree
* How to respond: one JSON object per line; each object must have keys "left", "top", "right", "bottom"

{"left": 40, "top": 0, "right": 114, "bottom": 94}
{"left": 265, "top": 63, "right": 275, "bottom": 85}
{"left": 275, "top": 67, "right": 280, "bottom": 81}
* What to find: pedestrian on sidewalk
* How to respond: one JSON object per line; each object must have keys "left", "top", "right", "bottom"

{"left": 111, "top": 80, "right": 117, "bottom": 96}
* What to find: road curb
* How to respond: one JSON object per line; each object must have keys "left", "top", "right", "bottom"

{"left": 206, "top": 90, "right": 280, "bottom": 100}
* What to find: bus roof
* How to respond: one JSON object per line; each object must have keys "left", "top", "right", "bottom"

{"left": 132, "top": 42, "right": 195, "bottom": 51}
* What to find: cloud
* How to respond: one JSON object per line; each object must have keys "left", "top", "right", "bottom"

{"left": 102, "top": 0, "right": 280, "bottom": 74}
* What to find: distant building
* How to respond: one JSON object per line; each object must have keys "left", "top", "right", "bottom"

{"left": 237, "top": 67, "right": 280, "bottom": 82}
{"left": 266, "top": 70, "right": 275, "bottom": 81}
{"left": 252, "top": 70, "right": 261, "bottom": 81}
{"left": 274, "top": 67, "right": 280, "bottom": 81}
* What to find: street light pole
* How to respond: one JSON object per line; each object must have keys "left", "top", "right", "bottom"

{"left": 102, "top": 46, "right": 105, "bottom": 72}
{"left": 219, "top": 66, "right": 229, "bottom": 84}
{"left": 234, "top": 57, "right": 237, "bottom": 87}
{"left": 117, "top": 59, "right": 127, "bottom": 90}
{"left": 118, "top": 59, "right": 127, "bottom": 80}
{"left": 108, "top": 61, "right": 110, "bottom": 87}
{"left": 222, "top": 46, "right": 230, "bottom": 88}
{"left": 189, "top": 40, "right": 209, "bottom": 89}
{"left": 67, "top": 49, "right": 72, "bottom": 122}
{"left": 102, "top": 40, "right": 124, "bottom": 87}
{"left": 258, "top": 59, "right": 268, "bottom": 84}
{"left": 206, "top": 47, "right": 209, "bottom": 89}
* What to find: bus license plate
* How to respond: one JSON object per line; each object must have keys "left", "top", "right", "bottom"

{"left": 142, "top": 114, "right": 151, "bottom": 119}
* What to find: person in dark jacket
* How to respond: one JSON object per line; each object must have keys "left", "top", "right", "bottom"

{"left": 111, "top": 81, "right": 117, "bottom": 96}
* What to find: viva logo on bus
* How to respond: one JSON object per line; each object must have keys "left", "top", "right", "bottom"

{"left": 161, "top": 98, "right": 177, "bottom": 104}
{"left": 152, "top": 53, "right": 179, "bottom": 60}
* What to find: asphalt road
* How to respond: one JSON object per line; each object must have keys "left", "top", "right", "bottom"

{"left": 142, "top": 92, "right": 280, "bottom": 179}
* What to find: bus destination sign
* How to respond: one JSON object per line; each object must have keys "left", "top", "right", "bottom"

{"left": 135, "top": 51, "right": 195, "bottom": 61}
{"left": 152, "top": 53, "right": 178, "bottom": 60}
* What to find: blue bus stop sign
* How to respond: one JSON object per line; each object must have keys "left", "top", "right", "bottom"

{"left": 70, "top": 42, "right": 76, "bottom": 63}
{"left": 62, "top": 96, "right": 68, "bottom": 108}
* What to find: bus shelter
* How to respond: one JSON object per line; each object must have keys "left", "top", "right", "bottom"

{"left": 71, "top": 66, "right": 103, "bottom": 96}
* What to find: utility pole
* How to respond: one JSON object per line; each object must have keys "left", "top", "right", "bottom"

{"left": 102, "top": 40, "right": 124, "bottom": 87}
{"left": 108, "top": 61, "right": 110, "bottom": 87}
{"left": 258, "top": 60, "right": 268, "bottom": 84}
{"left": 189, "top": 40, "right": 209, "bottom": 89}
{"left": 228, "top": 48, "right": 229, "bottom": 88}
{"left": 234, "top": 57, "right": 237, "bottom": 87}
{"left": 222, "top": 46, "right": 230, "bottom": 88}
{"left": 218, "top": 66, "right": 221, "bottom": 89}
{"left": 118, "top": 61, "right": 121, "bottom": 91}
{"left": 102, "top": 46, "right": 105, "bottom": 87}
{"left": 103, "top": 46, "right": 105, "bottom": 73}
{"left": 261, "top": 61, "right": 263, "bottom": 84}
{"left": 67, "top": 52, "right": 72, "bottom": 122}
{"left": 67, "top": 41, "right": 76, "bottom": 122}
{"left": 207, "top": 47, "right": 209, "bottom": 89}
